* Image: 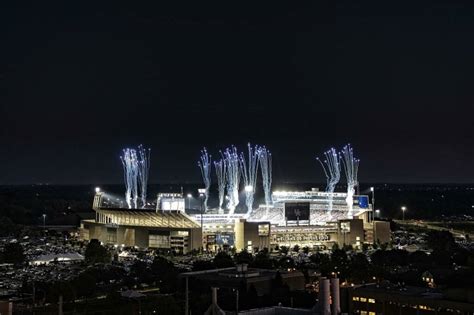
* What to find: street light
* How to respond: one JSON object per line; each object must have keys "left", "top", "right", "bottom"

{"left": 198, "top": 189, "right": 206, "bottom": 252}
{"left": 370, "top": 187, "right": 375, "bottom": 222}
{"left": 370, "top": 187, "right": 376, "bottom": 245}
{"left": 401, "top": 206, "right": 407, "bottom": 221}
{"left": 95, "top": 187, "right": 101, "bottom": 193}
{"left": 186, "top": 193, "right": 192, "bottom": 210}
{"left": 375, "top": 209, "right": 380, "bottom": 218}
{"left": 42, "top": 214, "right": 46, "bottom": 231}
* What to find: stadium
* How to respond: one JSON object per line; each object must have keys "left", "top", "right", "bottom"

{"left": 80, "top": 187, "right": 390, "bottom": 253}
{"left": 79, "top": 144, "right": 391, "bottom": 252}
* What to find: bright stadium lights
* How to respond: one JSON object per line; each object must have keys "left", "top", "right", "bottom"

{"left": 95, "top": 187, "right": 101, "bottom": 193}
{"left": 186, "top": 193, "right": 192, "bottom": 210}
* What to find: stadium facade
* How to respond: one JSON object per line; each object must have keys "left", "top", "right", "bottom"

{"left": 80, "top": 188, "right": 390, "bottom": 252}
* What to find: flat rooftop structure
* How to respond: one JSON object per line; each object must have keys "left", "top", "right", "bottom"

{"left": 92, "top": 208, "right": 200, "bottom": 229}
{"left": 180, "top": 266, "right": 305, "bottom": 295}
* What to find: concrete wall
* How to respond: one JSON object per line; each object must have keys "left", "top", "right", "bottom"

{"left": 135, "top": 228, "right": 149, "bottom": 248}
{"left": 116, "top": 227, "right": 135, "bottom": 247}
{"left": 244, "top": 222, "right": 270, "bottom": 251}
{"left": 82, "top": 222, "right": 201, "bottom": 253}
{"left": 234, "top": 219, "right": 245, "bottom": 252}
{"left": 189, "top": 227, "right": 202, "bottom": 251}
{"left": 88, "top": 224, "right": 107, "bottom": 244}
{"left": 374, "top": 221, "right": 391, "bottom": 244}
{"left": 234, "top": 220, "right": 271, "bottom": 252}
{"left": 338, "top": 219, "right": 364, "bottom": 247}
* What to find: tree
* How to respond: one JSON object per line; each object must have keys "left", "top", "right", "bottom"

{"left": 349, "top": 253, "right": 371, "bottom": 282}
{"left": 309, "top": 252, "right": 331, "bottom": 275}
{"left": 2, "top": 242, "right": 25, "bottom": 265}
{"left": 362, "top": 243, "right": 370, "bottom": 252}
{"left": 279, "top": 246, "right": 289, "bottom": 255}
{"left": 213, "top": 252, "right": 235, "bottom": 268}
{"left": 426, "top": 230, "right": 456, "bottom": 253}
{"left": 331, "top": 249, "right": 350, "bottom": 280}
{"left": 252, "top": 250, "right": 274, "bottom": 269}
{"left": 84, "top": 239, "right": 110, "bottom": 264}
{"left": 278, "top": 256, "right": 295, "bottom": 269}
{"left": 234, "top": 249, "right": 253, "bottom": 265}
{"left": 408, "top": 251, "right": 431, "bottom": 268}
{"left": 130, "top": 260, "right": 153, "bottom": 285}
{"left": 151, "top": 256, "right": 178, "bottom": 293}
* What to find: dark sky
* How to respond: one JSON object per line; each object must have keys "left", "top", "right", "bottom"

{"left": 1, "top": 2, "right": 473, "bottom": 185}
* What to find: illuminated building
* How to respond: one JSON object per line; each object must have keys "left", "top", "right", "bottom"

{"left": 81, "top": 188, "right": 390, "bottom": 252}
{"left": 80, "top": 192, "right": 202, "bottom": 254}
{"left": 344, "top": 283, "right": 474, "bottom": 314}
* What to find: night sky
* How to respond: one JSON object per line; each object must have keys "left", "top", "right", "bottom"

{"left": 1, "top": 2, "right": 473, "bottom": 185}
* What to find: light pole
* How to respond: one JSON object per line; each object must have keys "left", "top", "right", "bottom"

{"left": 186, "top": 193, "right": 192, "bottom": 210}
{"left": 401, "top": 206, "right": 407, "bottom": 221}
{"left": 42, "top": 213, "right": 46, "bottom": 238}
{"left": 370, "top": 187, "right": 375, "bottom": 244}
{"left": 370, "top": 187, "right": 375, "bottom": 222}
{"left": 198, "top": 188, "right": 206, "bottom": 252}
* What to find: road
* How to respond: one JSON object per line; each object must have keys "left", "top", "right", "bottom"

{"left": 395, "top": 220, "right": 474, "bottom": 239}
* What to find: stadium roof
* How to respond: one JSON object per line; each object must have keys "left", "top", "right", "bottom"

{"left": 95, "top": 208, "right": 200, "bottom": 229}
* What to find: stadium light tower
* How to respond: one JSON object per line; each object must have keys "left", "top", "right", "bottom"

{"left": 401, "top": 206, "right": 407, "bottom": 221}
{"left": 187, "top": 193, "right": 192, "bottom": 210}
{"left": 370, "top": 186, "right": 375, "bottom": 222}
{"left": 198, "top": 188, "right": 206, "bottom": 250}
